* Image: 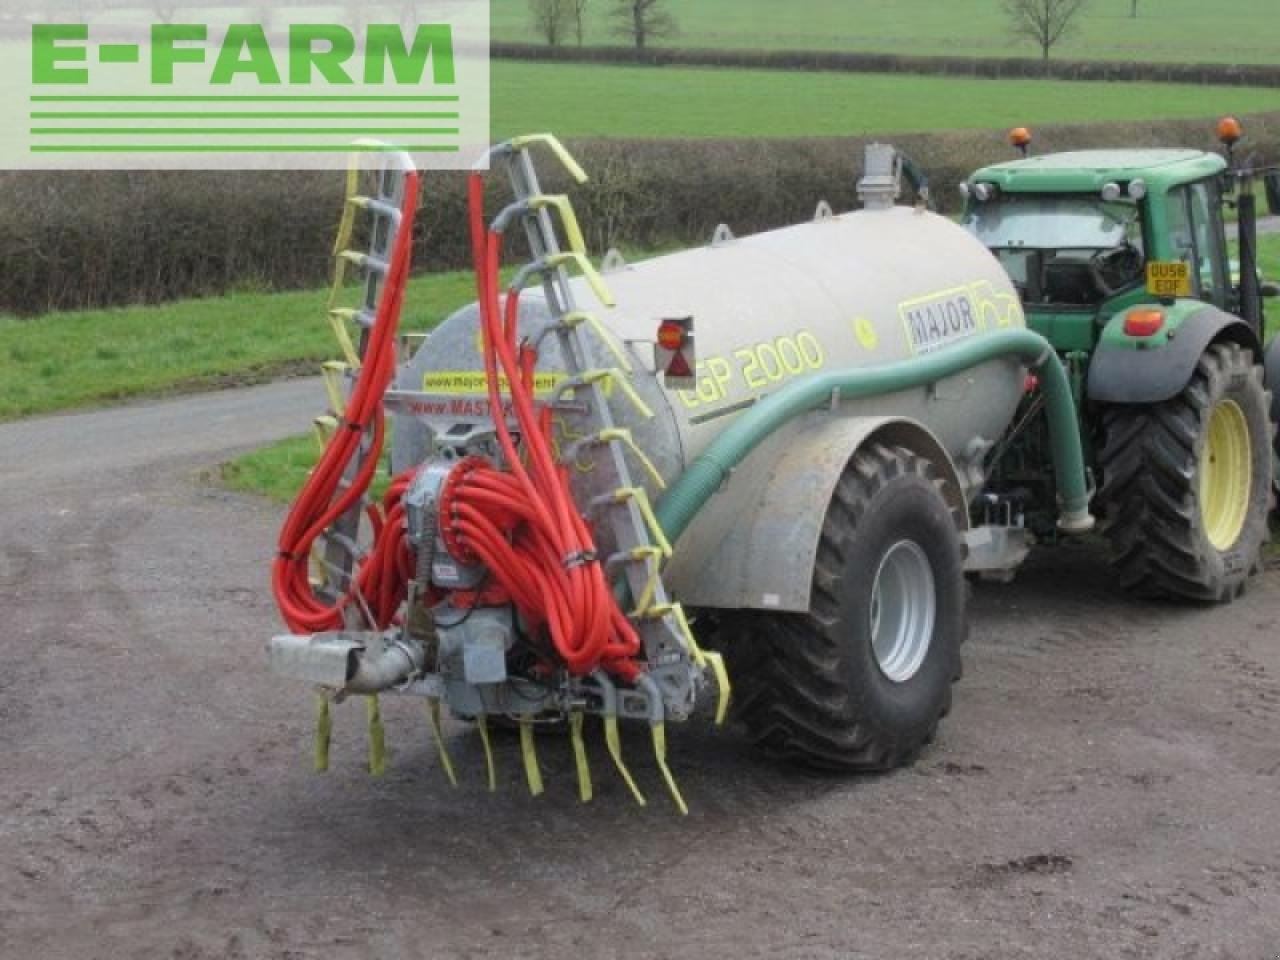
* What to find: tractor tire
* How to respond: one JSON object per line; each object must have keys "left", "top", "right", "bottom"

{"left": 1098, "top": 342, "right": 1274, "bottom": 603}
{"left": 726, "top": 443, "right": 966, "bottom": 772}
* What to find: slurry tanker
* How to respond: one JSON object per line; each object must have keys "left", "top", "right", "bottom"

{"left": 268, "top": 126, "right": 1276, "bottom": 811}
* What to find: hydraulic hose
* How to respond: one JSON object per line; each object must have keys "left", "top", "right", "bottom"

{"left": 272, "top": 163, "right": 421, "bottom": 634}
{"left": 439, "top": 174, "right": 642, "bottom": 680}
{"left": 655, "top": 328, "right": 1094, "bottom": 544}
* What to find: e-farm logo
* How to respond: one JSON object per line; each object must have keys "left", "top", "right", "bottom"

{"left": 3, "top": 1, "right": 489, "bottom": 171}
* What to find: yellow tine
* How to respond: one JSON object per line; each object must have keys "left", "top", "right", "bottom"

{"left": 311, "top": 415, "right": 338, "bottom": 452}
{"left": 614, "top": 487, "right": 673, "bottom": 558}
{"left": 343, "top": 151, "right": 361, "bottom": 199}
{"left": 547, "top": 251, "right": 615, "bottom": 308}
{"left": 307, "top": 539, "right": 328, "bottom": 590}
{"left": 529, "top": 195, "right": 587, "bottom": 255}
{"left": 669, "top": 602, "right": 707, "bottom": 667}
{"left": 426, "top": 699, "right": 459, "bottom": 788}
{"left": 599, "top": 431, "right": 665, "bottom": 492}
{"left": 651, "top": 722, "right": 689, "bottom": 816}
{"left": 569, "top": 712, "right": 593, "bottom": 804}
{"left": 627, "top": 549, "right": 662, "bottom": 619}
{"left": 314, "top": 693, "right": 332, "bottom": 773}
{"left": 321, "top": 361, "right": 349, "bottom": 416}
{"left": 704, "top": 651, "right": 733, "bottom": 728}
{"left": 509, "top": 133, "right": 589, "bottom": 184}
{"left": 562, "top": 312, "right": 633, "bottom": 374}
{"left": 327, "top": 311, "right": 362, "bottom": 369}
{"left": 664, "top": 603, "right": 731, "bottom": 725}
{"left": 331, "top": 159, "right": 360, "bottom": 256}
{"left": 476, "top": 716, "right": 497, "bottom": 792}
{"left": 584, "top": 370, "right": 653, "bottom": 421}
{"left": 366, "top": 695, "right": 387, "bottom": 777}
{"left": 519, "top": 718, "right": 545, "bottom": 797}
{"left": 604, "top": 714, "right": 646, "bottom": 807}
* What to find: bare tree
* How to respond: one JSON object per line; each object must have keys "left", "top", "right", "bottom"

{"left": 571, "top": 0, "right": 590, "bottom": 45}
{"left": 529, "top": 0, "right": 571, "bottom": 46}
{"left": 1002, "top": 0, "right": 1090, "bottom": 62}
{"left": 610, "top": 0, "right": 676, "bottom": 50}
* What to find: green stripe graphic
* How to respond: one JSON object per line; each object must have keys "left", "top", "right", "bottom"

{"left": 31, "top": 145, "right": 461, "bottom": 153}
{"left": 31, "top": 95, "right": 461, "bottom": 103}
{"left": 31, "top": 112, "right": 459, "bottom": 120}
{"left": 31, "top": 128, "right": 461, "bottom": 136}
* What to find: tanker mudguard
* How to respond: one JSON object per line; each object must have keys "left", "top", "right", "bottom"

{"left": 661, "top": 412, "right": 967, "bottom": 613}
{"left": 1088, "top": 304, "right": 1261, "bottom": 405}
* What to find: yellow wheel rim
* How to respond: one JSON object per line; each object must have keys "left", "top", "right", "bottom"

{"left": 1198, "top": 399, "right": 1252, "bottom": 551}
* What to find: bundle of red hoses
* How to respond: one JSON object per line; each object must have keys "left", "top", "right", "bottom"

{"left": 437, "top": 174, "right": 641, "bottom": 679}
{"left": 271, "top": 165, "right": 640, "bottom": 681}
{"left": 271, "top": 168, "right": 421, "bottom": 634}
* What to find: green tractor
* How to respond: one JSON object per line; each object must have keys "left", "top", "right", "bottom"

{"left": 963, "top": 119, "right": 1280, "bottom": 601}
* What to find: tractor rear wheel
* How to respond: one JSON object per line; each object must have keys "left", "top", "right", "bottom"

{"left": 727, "top": 443, "right": 966, "bottom": 771}
{"left": 1099, "top": 342, "right": 1273, "bottom": 603}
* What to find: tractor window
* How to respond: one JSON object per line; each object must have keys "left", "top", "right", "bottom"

{"left": 1167, "top": 182, "right": 1230, "bottom": 307}
{"left": 1188, "top": 181, "right": 1230, "bottom": 307}
{"left": 964, "top": 193, "right": 1145, "bottom": 308}
{"left": 1166, "top": 185, "right": 1197, "bottom": 284}
{"left": 965, "top": 193, "right": 1140, "bottom": 251}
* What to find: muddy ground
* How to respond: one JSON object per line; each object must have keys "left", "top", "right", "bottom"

{"left": 1, "top": 381, "right": 1278, "bottom": 960}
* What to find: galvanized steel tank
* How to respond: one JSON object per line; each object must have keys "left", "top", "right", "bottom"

{"left": 394, "top": 203, "right": 1028, "bottom": 503}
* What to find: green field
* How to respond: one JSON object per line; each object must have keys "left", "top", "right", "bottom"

{"left": 491, "top": 61, "right": 1280, "bottom": 140}
{"left": 493, "top": 0, "right": 1280, "bottom": 66}
{"left": 0, "top": 270, "right": 483, "bottom": 421}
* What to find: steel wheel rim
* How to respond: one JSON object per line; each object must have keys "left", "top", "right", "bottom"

{"left": 869, "top": 540, "right": 936, "bottom": 683}
{"left": 1199, "top": 398, "right": 1252, "bottom": 551}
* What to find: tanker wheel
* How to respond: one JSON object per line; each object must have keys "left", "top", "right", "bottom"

{"left": 727, "top": 443, "right": 966, "bottom": 771}
{"left": 1098, "top": 342, "right": 1274, "bottom": 603}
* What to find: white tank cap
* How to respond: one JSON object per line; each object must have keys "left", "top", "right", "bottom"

{"left": 857, "top": 143, "right": 901, "bottom": 211}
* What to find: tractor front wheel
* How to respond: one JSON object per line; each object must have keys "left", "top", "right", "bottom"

{"left": 727, "top": 443, "right": 966, "bottom": 771}
{"left": 1099, "top": 342, "right": 1273, "bottom": 603}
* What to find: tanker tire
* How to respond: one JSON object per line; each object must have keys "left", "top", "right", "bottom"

{"left": 1098, "top": 342, "right": 1274, "bottom": 603}
{"left": 727, "top": 443, "right": 965, "bottom": 772}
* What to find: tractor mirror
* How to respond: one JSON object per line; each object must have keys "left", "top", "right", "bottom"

{"left": 1264, "top": 172, "right": 1280, "bottom": 216}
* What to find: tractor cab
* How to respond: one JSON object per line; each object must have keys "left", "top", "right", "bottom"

{"left": 961, "top": 122, "right": 1280, "bottom": 598}
{"left": 961, "top": 146, "right": 1237, "bottom": 353}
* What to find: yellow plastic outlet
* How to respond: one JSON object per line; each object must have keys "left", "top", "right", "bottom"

{"left": 508, "top": 134, "right": 589, "bottom": 185}
{"left": 366, "top": 695, "right": 387, "bottom": 777}
{"left": 528, "top": 195, "right": 587, "bottom": 256}
{"left": 426, "top": 699, "right": 459, "bottom": 788}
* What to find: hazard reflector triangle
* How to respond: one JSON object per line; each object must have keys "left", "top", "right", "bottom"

{"left": 666, "top": 350, "right": 693, "bottom": 379}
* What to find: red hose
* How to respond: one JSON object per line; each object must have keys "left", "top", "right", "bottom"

{"left": 442, "top": 174, "right": 641, "bottom": 679}
{"left": 272, "top": 167, "right": 421, "bottom": 634}
{"left": 272, "top": 163, "right": 640, "bottom": 681}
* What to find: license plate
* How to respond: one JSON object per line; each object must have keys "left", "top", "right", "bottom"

{"left": 1146, "top": 261, "right": 1192, "bottom": 298}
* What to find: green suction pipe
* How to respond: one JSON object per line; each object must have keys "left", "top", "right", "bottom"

{"left": 655, "top": 328, "right": 1094, "bottom": 543}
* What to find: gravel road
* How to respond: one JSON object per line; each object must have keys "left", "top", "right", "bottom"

{"left": 2, "top": 382, "right": 1278, "bottom": 960}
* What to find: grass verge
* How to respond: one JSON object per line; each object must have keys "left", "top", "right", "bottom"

{"left": 0, "top": 269, "right": 482, "bottom": 421}
{"left": 217, "top": 432, "right": 394, "bottom": 505}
